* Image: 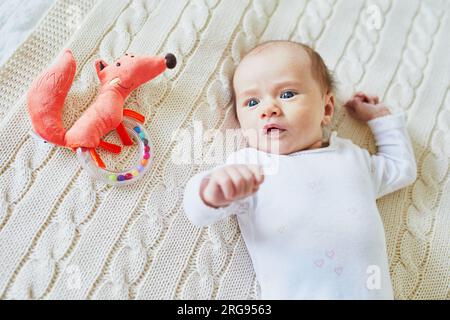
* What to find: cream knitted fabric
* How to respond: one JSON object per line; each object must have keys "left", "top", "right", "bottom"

{"left": 0, "top": 0, "right": 449, "bottom": 300}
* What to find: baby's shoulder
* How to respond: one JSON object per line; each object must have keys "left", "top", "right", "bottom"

{"left": 333, "top": 135, "right": 357, "bottom": 148}
{"left": 333, "top": 134, "right": 371, "bottom": 158}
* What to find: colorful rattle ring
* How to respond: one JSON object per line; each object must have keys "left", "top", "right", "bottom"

{"left": 76, "top": 117, "right": 153, "bottom": 186}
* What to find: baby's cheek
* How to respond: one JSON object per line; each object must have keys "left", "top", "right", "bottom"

{"left": 291, "top": 108, "right": 317, "bottom": 130}
{"left": 236, "top": 109, "right": 255, "bottom": 128}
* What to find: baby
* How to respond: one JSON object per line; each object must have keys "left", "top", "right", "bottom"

{"left": 183, "top": 41, "right": 417, "bottom": 299}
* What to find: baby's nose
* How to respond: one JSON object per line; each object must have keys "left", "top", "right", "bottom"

{"left": 260, "top": 104, "right": 281, "bottom": 119}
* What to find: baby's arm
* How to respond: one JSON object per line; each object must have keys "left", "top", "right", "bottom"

{"left": 184, "top": 162, "right": 264, "bottom": 227}
{"left": 345, "top": 93, "right": 417, "bottom": 199}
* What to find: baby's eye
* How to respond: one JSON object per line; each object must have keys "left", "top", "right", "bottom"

{"left": 280, "top": 91, "right": 297, "bottom": 99}
{"left": 245, "top": 98, "right": 260, "bottom": 108}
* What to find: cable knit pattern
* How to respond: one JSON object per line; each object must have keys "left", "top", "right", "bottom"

{"left": 0, "top": 0, "right": 449, "bottom": 300}
{"left": 384, "top": 2, "right": 442, "bottom": 111}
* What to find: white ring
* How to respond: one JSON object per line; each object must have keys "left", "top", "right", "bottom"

{"left": 76, "top": 117, "right": 153, "bottom": 186}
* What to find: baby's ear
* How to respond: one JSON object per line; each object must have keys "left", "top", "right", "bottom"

{"left": 321, "top": 93, "right": 335, "bottom": 126}
{"left": 95, "top": 59, "right": 108, "bottom": 80}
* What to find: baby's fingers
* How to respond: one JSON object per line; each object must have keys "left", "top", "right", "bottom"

{"left": 372, "top": 95, "right": 379, "bottom": 104}
{"left": 353, "top": 92, "right": 379, "bottom": 105}
{"left": 353, "top": 92, "right": 369, "bottom": 102}
{"left": 234, "top": 165, "right": 258, "bottom": 195}
{"left": 247, "top": 165, "right": 265, "bottom": 185}
{"left": 344, "top": 98, "right": 360, "bottom": 110}
{"left": 224, "top": 166, "right": 249, "bottom": 197}
{"left": 214, "top": 171, "right": 236, "bottom": 200}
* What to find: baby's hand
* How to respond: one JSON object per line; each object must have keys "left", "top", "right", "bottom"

{"left": 200, "top": 164, "right": 264, "bottom": 208}
{"left": 344, "top": 92, "right": 391, "bottom": 122}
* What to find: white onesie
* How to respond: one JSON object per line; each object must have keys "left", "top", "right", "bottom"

{"left": 183, "top": 113, "right": 417, "bottom": 299}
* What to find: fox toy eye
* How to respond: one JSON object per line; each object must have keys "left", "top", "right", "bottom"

{"left": 116, "top": 62, "right": 121, "bottom": 67}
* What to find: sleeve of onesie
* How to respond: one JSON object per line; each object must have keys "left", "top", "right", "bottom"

{"left": 366, "top": 112, "right": 418, "bottom": 199}
{"left": 183, "top": 151, "right": 255, "bottom": 227}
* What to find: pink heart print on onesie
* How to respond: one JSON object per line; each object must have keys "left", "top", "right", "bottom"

{"left": 313, "top": 250, "right": 344, "bottom": 276}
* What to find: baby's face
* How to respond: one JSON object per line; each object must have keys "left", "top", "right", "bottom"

{"left": 233, "top": 45, "right": 333, "bottom": 155}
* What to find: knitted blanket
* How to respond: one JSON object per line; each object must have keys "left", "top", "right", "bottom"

{"left": 0, "top": 0, "right": 54, "bottom": 66}
{"left": 0, "top": 0, "right": 448, "bottom": 300}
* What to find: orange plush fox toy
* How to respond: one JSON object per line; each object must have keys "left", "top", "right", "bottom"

{"left": 27, "top": 49, "right": 176, "bottom": 163}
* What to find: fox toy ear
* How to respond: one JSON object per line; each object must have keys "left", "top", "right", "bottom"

{"left": 95, "top": 59, "right": 108, "bottom": 78}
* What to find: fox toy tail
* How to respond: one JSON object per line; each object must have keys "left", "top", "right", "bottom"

{"left": 27, "top": 49, "right": 76, "bottom": 146}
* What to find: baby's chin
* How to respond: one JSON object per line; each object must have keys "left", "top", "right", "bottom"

{"left": 245, "top": 130, "right": 325, "bottom": 154}
{"left": 249, "top": 137, "right": 325, "bottom": 155}
{"left": 248, "top": 140, "right": 296, "bottom": 155}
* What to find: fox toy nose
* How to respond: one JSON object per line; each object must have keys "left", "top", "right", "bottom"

{"left": 165, "top": 53, "right": 177, "bottom": 69}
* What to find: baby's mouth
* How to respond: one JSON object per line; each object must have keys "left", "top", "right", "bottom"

{"left": 263, "top": 123, "right": 287, "bottom": 136}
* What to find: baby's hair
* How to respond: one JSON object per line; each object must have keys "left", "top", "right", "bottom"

{"left": 231, "top": 40, "right": 336, "bottom": 111}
